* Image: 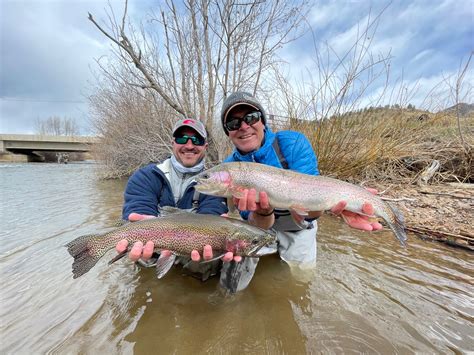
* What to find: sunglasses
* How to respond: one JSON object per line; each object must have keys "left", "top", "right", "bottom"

{"left": 225, "top": 111, "right": 262, "bottom": 131}
{"left": 174, "top": 134, "right": 206, "bottom": 146}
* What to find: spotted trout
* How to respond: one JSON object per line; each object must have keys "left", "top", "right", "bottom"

{"left": 195, "top": 162, "right": 407, "bottom": 246}
{"left": 66, "top": 207, "right": 276, "bottom": 279}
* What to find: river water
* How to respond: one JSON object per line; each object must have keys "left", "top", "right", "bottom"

{"left": 1, "top": 162, "right": 472, "bottom": 354}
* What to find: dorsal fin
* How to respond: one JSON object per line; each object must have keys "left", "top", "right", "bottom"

{"left": 159, "top": 206, "right": 187, "bottom": 217}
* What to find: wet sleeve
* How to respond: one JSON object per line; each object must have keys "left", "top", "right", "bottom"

{"left": 122, "top": 168, "right": 162, "bottom": 220}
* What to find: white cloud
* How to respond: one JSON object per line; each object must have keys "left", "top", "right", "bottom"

{"left": 0, "top": 0, "right": 146, "bottom": 134}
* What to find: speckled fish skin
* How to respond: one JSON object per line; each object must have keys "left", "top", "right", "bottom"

{"left": 66, "top": 210, "right": 275, "bottom": 279}
{"left": 196, "top": 162, "right": 407, "bottom": 246}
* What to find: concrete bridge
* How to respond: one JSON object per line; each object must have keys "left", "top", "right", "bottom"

{"left": 0, "top": 134, "right": 100, "bottom": 161}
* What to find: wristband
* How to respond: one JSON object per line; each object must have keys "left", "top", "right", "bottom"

{"left": 255, "top": 209, "right": 274, "bottom": 217}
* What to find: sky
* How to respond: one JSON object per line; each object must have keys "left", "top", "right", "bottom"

{"left": 0, "top": 0, "right": 472, "bottom": 135}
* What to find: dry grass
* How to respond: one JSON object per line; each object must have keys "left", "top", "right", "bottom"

{"left": 273, "top": 108, "right": 473, "bottom": 184}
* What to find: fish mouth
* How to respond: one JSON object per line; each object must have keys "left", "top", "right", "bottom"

{"left": 248, "top": 244, "right": 266, "bottom": 256}
{"left": 247, "top": 238, "right": 276, "bottom": 256}
{"left": 194, "top": 182, "right": 223, "bottom": 194}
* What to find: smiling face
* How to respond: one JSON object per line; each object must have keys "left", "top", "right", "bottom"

{"left": 226, "top": 106, "right": 265, "bottom": 154}
{"left": 172, "top": 127, "right": 208, "bottom": 167}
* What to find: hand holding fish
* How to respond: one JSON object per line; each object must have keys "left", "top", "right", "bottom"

{"left": 116, "top": 212, "right": 242, "bottom": 263}
{"left": 190, "top": 245, "right": 242, "bottom": 263}
{"left": 231, "top": 185, "right": 383, "bottom": 232}
{"left": 290, "top": 188, "right": 384, "bottom": 231}
{"left": 329, "top": 188, "right": 383, "bottom": 231}
{"left": 115, "top": 213, "right": 157, "bottom": 261}
{"left": 195, "top": 162, "right": 407, "bottom": 246}
{"left": 66, "top": 208, "right": 276, "bottom": 279}
{"left": 233, "top": 188, "right": 275, "bottom": 230}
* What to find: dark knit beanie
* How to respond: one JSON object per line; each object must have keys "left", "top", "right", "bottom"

{"left": 220, "top": 91, "right": 267, "bottom": 135}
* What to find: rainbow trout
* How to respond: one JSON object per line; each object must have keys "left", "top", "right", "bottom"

{"left": 66, "top": 208, "right": 275, "bottom": 279}
{"left": 195, "top": 162, "right": 407, "bottom": 246}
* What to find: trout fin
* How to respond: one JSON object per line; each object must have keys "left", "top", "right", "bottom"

{"left": 108, "top": 250, "right": 128, "bottom": 264}
{"left": 156, "top": 253, "right": 177, "bottom": 279}
{"left": 200, "top": 253, "right": 226, "bottom": 263}
{"left": 226, "top": 197, "right": 242, "bottom": 219}
{"left": 386, "top": 203, "right": 408, "bottom": 247}
{"left": 65, "top": 233, "right": 108, "bottom": 279}
{"left": 289, "top": 204, "right": 309, "bottom": 216}
{"left": 229, "top": 186, "right": 246, "bottom": 199}
{"left": 111, "top": 219, "right": 128, "bottom": 227}
{"left": 159, "top": 206, "right": 187, "bottom": 217}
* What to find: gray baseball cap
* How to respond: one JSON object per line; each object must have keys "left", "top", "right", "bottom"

{"left": 172, "top": 118, "right": 207, "bottom": 139}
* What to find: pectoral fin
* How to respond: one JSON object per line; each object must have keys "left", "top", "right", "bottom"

{"left": 226, "top": 197, "right": 242, "bottom": 219}
{"left": 229, "top": 186, "right": 246, "bottom": 199}
{"left": 156, "top": 253, "right": 177, "bottom": 279}
{"left": 108, "top": 250, "right": 128, "bottom": 264}
{"left": 200, "top": 253, "right": 226, "bottom": 263}
{"left": 289, "top": 204, "right": 309, "bottom": 216}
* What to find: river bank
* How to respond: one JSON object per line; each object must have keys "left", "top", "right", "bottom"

{"left": 371, "top": 181, "right": 473, "bottom": 251}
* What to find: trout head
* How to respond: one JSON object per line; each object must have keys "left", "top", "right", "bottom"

{"left": 195, "top": 165, "right": 233, "bottom": 197}
{"left": 225, "top": 229, "right": 276, "bottom": 257}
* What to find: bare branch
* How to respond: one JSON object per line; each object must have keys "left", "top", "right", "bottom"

{"left": 88, "top": 11, "right": 186, "bottom": 116}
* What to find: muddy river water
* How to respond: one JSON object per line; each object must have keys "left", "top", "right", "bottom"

{"left": 1, "top": 162, "right": 472, "bottom": 354}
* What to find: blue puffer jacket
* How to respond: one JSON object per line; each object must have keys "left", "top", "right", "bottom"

{"left": 122, "top": 159, "right": 228, "bottom": 220}
{"left": 224, "top": 127, "right": 319, "bottom": 174}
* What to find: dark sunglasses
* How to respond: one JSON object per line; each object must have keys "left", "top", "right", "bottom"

{"left": 174, "top": 134, "right": 206, "bottom": 146}
{"left": 225, "top": 111, "right": 262, "bottom": 131}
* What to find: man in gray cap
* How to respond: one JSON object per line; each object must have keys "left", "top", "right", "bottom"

{"left": 194, "top": 91, "right": 383, "bottom": 292}
{"left": 115, "top": 118, "right": 230, "bottom": 280}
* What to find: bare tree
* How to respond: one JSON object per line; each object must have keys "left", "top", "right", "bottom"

{"left": 88, "top": 0, "right": 308, "bottom": 129}
{"left": 35, "top": 116, "right": 80, "bottom": 136}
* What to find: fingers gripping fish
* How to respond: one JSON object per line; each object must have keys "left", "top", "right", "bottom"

{"left": 66, "top": 208, "right": 276, "bottom": 279}
{"left": 195, "top": 162, "right": 407, "bottom": 246}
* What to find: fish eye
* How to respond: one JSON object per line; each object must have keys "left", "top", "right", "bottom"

{"left": 252, "top": 239, "right": 259, "bottom": 244}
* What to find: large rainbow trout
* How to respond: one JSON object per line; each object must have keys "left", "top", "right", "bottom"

{"left": 195, "top": 162, "right": 407, "bottom": 246}
{"left": 66, "top": 208, "right": 275, "bottom": 279}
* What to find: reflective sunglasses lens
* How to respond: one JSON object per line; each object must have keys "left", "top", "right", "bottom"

{"left": 175, "top": 136, "right": 187, "bottom": 144}
{"left": 225, "top": 119, "right": 241, "bottom": 131}
{"left": 175, "top": 135, "right": 205, "bottom": 146}
{"left": 192, "top": 136, "right": 205, "bottom": 146}
{"left": 226, "top": 111, "right": 261, "bottom": 131}
{"left": 244, "top": 112, "right": 261, "bottom": 125}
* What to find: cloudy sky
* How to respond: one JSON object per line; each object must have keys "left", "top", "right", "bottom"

{"left": 0, "top": 0, "right": 472, "bottom": 135}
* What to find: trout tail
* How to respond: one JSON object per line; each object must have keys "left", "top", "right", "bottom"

{"left": 65, "top": 233, "right": 108, "bottom": 279}
{"left": 385, "top": 203, "right": 407, "bottom": 247}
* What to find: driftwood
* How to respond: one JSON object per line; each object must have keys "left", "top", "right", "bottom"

{"left": 417, "top": 160, "right": 440, "bottom": 185}
{"left": 381, "top": 197, "right": 417, "bottom": 202}
{"left": 447, "top": 182, "right": 474, "bottom": 189}
{"left": 419, "top": 190, "right": 473, "bottom": 199}
{"left": 406, "top": 226, "right": 474, "bottom": 251}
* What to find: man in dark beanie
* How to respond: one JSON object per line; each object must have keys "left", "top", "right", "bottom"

{"left": 196, "top": 91, "right": 382, "bottom": 292}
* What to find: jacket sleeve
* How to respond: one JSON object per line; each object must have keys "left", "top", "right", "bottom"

{"left": 196, "top": 193, "right": 228, "bottom": 216}
{"left": 287, "top": 133, "right": 319, "bottom": 176}
{"left": 122, "top": 167, "right": 163, "bottom": 220}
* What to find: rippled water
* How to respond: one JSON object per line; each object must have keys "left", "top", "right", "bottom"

{"left": 1, "top": 162, "right": 472, "bottom": 354}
